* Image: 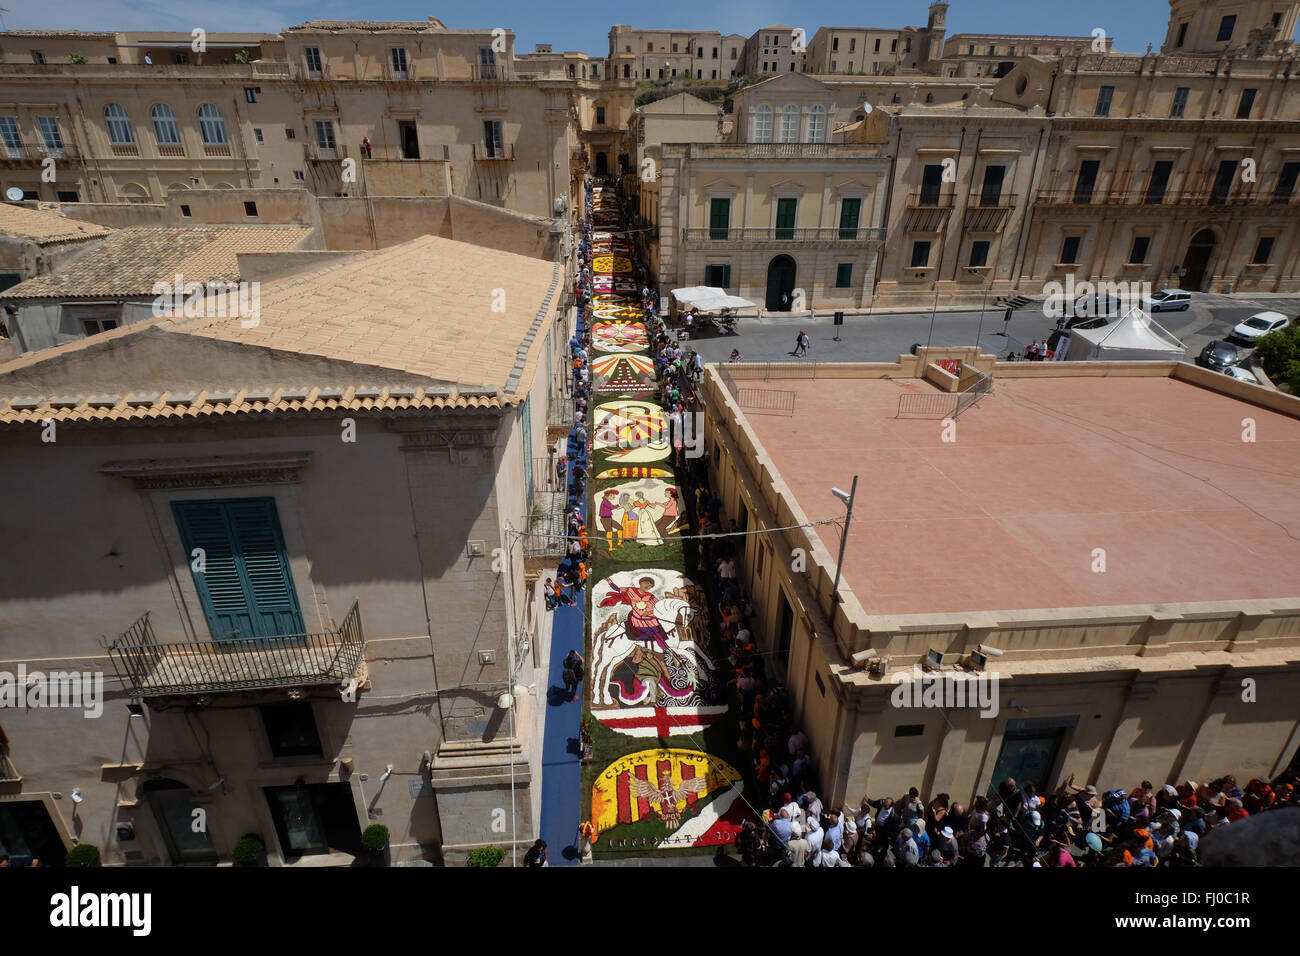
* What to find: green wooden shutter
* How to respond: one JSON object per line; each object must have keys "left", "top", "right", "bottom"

{"left": 173, "top": 498, "right": 304, "bottom": 641}
{"left": 775, "top": 198, "right": 797, "bottom": 239}
{"left": 838, "top": 198, "right": 861, "bottom": 239}
{"left": 709, "top": 198, "right": 730, "bottom": 239}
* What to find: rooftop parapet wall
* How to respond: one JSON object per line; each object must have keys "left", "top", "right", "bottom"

{"left": 700, "top": 357, "right": 1300, "bottom": 691}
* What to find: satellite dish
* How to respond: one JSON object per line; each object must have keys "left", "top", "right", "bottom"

{"left": 5, "top": 187, "right": 24, "bottom": 202}
{"left": 862, "top": 102, "right": 874, "bottom": 114}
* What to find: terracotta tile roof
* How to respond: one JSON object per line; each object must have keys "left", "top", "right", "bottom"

{"left": 0, "top": 234, "right": 562, "bottom": 425}
{"left": 0, "top": 225, "right": 311, "bottom": 299}
{"left": 173, "top": 233, "right": 560, "bottom": 393}
{"left": 0, "top": 203, "right": 115, "bottom": 244}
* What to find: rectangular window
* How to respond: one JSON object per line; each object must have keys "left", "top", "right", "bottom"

{"left": 833, "top": 37, "right": 839, "bottom": 51}
{"left": 1217, "top": 15, "right": 1236, "bottom": 42}
{"left": 314, "top": 120, "right": 336, "bottom": 150}
{"left": 293, "top": 170, "right": 305, "bottom": 180}
{"left": 391, "top": 48, "right": 408, "bottom": 75}
{"left": 920, "top": 163, "right": 944, "bottom": 205}
{"left": 1274, "top": 162, "right": 1300, "bottom": 202}
{"left": 285, "top": 127, "right": 296, "bottom": 139}
{"left": 1073, "top": 159, "right": 1100, "bottom": 204}
{"left": 304, "top": 47, "right": 322, "bottom": 74}
{"left": 596, "top": 106, "right": 606, "bottom": 125}
{"left": 713, "top": 47, "right": 718, "bottom": 58}
{"left": 850, "top": 38, "right": 856, "bottom": 52}
{"left": 1095, "top": 85, "right": 1114, "bottom": 117}
{"left": 968, "top": 43, "right": 975, "bottom": 54}
{"left": 38, "top": 116, "right": 64, "bottom": 153}
{"left": 891, "top": 39, "right": 897, "bottom": 52}
{"left": 969, "top": 240, "right": 990, "bottom": 267}
{"left": 261, "top": 702, "right": 323, "bottom": 758}
{"left": 1176, "top": 22, "right": 1188, "bottom": 47}
{"left": 1236, "top": 88, "right": 1256, "bottom": 119}
{"left": 732, "top": 48, "right": 738, "bottom": 59}
{"left": 56, "top": 190, "right": 79, "bottom": 202}
{"left": 479, "top": 47, "right": 497, "bottom": 79}
{"left": 1129, "top": 236, "right": 1150, "bottom": 264}
{"left": 0, "top": 117, "right": 21, "bottom": 154}
{"left": 180, "top": 204, "right": 192, "bottom": 217}
{"left": 775, "top": 197, "right": 797, "bottom": 239}
{"left": 709, "top": 197, "right": 730, "bottom": 239}
{"left": 704, "top": 263, "right": 731, "bottom": 287}
{"left": 980, "top": 165, "right": 1006, "bottom": 206}
{"left": 1145, "top": 161, "right": 1173, "bottom": 204}
{"left": 82, "top": 317, "right": 118, "bottom": 336}
{"left": 835, "top": 263, "right": 853, "bottom": 288}
{"left": 910, "top": 240, "right": 931, "bottom": 268}
{"left": 1060, "top": 236, "right": 1081, "bottom": 264}
{"left": 672, "top": 43, "right": 678, "bottom": 52}
{"left": 895, "top": 724, "right": 925, "bottom": 737}
{"left": 1210, "top": 159, "right": 1236, "bottom": 204}
{"left": 838, "top": 197, "right": 861, "bottom": 238}
{"left": 1171, "top": 86, "right": 1189, "bottom": 117}
{"left": 244, "top": 87, "right": 258, "bottom": 103}
{"left": 32, "top": 50, "right": 46, "bottom": 64}
{"left": 484, "top": 120, "right": 504, "bottom": 157}
{"left": 244, "top": 201, "right": 258, "bottom": 217}
{"left": 172, "top": 498, "right": 304, "bottom": 641}
{"left": 253, "top": 127, "right": 264, "bottom": 145}
{"left": 1252, "top": 236, "right": 1275, "bottom": 264}
{"left": 875, "top": 38, "right": 881, "bottom": 52}
{"left": 174, "top": 53, "right": 187, "bottom": 65}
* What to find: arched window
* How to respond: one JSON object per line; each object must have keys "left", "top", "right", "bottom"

{"left": 807, "top": 105, "right": 826, "bottom": 143}
{"left": 197, "top": 104, "right": 227, "bottom": 145}
{"left": 780, "top": 104, "right": 799, "bottom": 143}
{"left": 151, "top": 104, "right": 181, "bottom": 145}
{"left": 753, "top": 104, "right": 773, "bottom": 143}
{"left": 104, "top": 104, "right": 134, "bottom": 144}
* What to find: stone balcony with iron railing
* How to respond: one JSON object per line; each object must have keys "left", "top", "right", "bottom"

{"left": 108, "top": 601, "right": 366, "bottom": 700}
{"left": 1036, "top": 186, "right": 1300, "bottom": 207}
{"left": 682, "top": 225, "right": 887, "bottom": 245}
{"left": 680, "top": 142, "right": 888, "bottom": 161}
{"left": 0, "top": 61, "right": 291, "bottom": 79}
{"left": 0, "top": 142, "right": 81, "bottom": 163}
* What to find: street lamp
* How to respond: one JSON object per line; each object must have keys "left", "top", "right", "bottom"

{"left": 830, "top": 476, "right": 859, "bottom": 605}
{"left": 967, "top": 267, "right": 991, "bottom": 351}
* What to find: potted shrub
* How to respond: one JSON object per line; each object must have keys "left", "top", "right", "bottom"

{"left": 232, "top": 835, "right": 265, "bottom": 867}
{"left": 65, "top": 843, "right": 100, "bottom": 867}
{"left": 361, "top": 823, "right": 390, "bottom": 866}
{"left": 579, "top": 715, "right": 594, "bottom": 764}
{"left": 466, "top": 845, "right": 506, "bottom": 867}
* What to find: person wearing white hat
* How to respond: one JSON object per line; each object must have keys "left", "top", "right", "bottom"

{"left": 787, "top": 820, "right": 810, "bottom": 867}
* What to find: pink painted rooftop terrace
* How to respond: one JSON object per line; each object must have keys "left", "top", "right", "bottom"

{"left": 743, "top": 376, "right": 1300, "bottom": 615}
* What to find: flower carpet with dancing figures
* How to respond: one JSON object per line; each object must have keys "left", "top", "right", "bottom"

{"left": 579, "top": 184, "right": 754, "bottom": 855}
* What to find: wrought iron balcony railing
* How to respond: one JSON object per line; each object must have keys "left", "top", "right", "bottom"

{"left": 682, "top": 226, "right": 886, "bottom": 243}
{"left": 108, "top": 601, "right": 366, "bottom": 698}
{"left": 1033, "top": 188, "right": 1289, "bottom": 207}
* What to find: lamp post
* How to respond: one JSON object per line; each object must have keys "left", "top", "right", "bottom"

{"left": 925, "top": 289, "right": 940, "bottom": 349}
{"left": 830, "top": 476, "right": 859, "bottom": 605}
{"left": 968, "top": 267, "right": 991, "bottom": 351}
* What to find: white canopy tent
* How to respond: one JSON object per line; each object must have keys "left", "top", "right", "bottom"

{"left": 670, "top": 286, "right": 756, "bottom": 313}
{"left": 1063, "top": 308, "right": 1186, "bottom": 361}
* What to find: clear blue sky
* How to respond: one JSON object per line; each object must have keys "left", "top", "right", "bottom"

{"left": 5, "top": 1, "right": 1256, "bottom": 54}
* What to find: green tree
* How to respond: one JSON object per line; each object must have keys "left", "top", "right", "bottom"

{"left": 1252, "top": 323, "right": 1300, "bottom": 393}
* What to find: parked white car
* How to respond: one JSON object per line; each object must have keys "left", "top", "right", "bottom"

{"left": 1229, "top": 311, "right": 1291, "bottom": 344}
{"left": 1224, "top": 365, "right": 1261, "bottom": 384}
{"left": 1142, "top": 289, "right": 1191, "bottom": 312}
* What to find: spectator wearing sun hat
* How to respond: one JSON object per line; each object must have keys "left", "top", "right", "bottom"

{"left": 787, "top": 821, "right": 810, "bottom": 867}
{"left": 938, "top": 825, "right": 960, "bottom": 865}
